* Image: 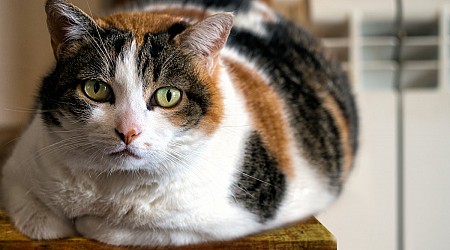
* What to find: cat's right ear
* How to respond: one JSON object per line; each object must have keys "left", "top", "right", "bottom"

{"left": 176, "top": 13, "right": 233, "bottom": 76}
{"left": 45, "top": 0, "right": 100, "bottom": 59}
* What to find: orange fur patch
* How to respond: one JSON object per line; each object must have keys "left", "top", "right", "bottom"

{"left": 95, "top": 13, "right": 183, "bottom": 45}
{"left": 193, "top": 58, "right": 225, "bottom": 135}
{"left": 223, "top": 57, "right": 294, "bottom": 178}
{"left": 147, "top": 8, "right": 210, "bottom": 22}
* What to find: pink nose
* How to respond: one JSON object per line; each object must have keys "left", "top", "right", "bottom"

{"left": 115, "top": 129, "right": 141, "bottom": 145}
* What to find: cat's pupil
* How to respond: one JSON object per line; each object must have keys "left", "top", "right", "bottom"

{"left": 166, "top": 90, "right": 172, "bottom": 102}
{"left": 94, "top": 82, "right": 100, "bottom": 94}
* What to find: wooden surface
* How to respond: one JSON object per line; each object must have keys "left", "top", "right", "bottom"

{"left": 0, "top": 128, "right": 336, "bottom": 249}
{"left": 0, "top": 210, "right": 335, "bottom": 250}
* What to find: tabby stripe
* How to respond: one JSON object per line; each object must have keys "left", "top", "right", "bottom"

{"left": 289, "top": 81, "right": 343, "bottom": 187}
{"left": 320, "top": 89, "right": 353, "bottom": 180}
{"left": 41, "top": 111, "right": 62, "bottom": 127}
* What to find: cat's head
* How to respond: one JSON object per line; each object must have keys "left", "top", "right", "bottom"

{"left": 40, "top": 0, "right": 233, "bottom": 173}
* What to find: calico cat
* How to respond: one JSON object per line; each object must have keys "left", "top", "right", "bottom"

{"left": 1, "top": 0, "right": 358, "bottom": 247}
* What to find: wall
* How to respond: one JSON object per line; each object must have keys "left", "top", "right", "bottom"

{"left": 311, "top": 1, "right": 450, "bottom": 249}
{"left": 0, "top": 0, "right": 102, "bottom": 129}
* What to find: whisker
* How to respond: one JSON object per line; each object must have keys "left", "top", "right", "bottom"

{"left": 232, "top": 183, "right": 256, "bottom": 199}
{"left": 3, "top": 107, "right": 37, "bottom": 114}
{"left": 85, "top": 1, "right": 115, "bottom": 66}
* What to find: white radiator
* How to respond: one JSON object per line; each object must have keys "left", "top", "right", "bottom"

{"left": 309, "top": 1, "right": 450, "bottom": 250}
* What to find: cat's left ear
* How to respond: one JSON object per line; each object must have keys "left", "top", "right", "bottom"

{"left": 177, "top": 13, "right": 234, "bottom": 75}
{"left": 45, "top": 0, "right": 101, "bottom": 59}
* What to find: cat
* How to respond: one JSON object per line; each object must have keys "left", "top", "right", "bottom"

{"left": 1, "top": 0, "right": 358, "bottom": 247}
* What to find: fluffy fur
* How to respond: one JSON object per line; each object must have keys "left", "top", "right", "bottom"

{"left": 1, "top": 0, "right": 358, "bottom": 247}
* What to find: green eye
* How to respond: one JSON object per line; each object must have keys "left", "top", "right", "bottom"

{"left": 155, "top": 87, "right": 182, "bottom": 108}
{"left": 83, "top": 80, "right": 112, "bottom": 102}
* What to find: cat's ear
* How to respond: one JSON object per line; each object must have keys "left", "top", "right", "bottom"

{"left": 45, "top": 0, "right": 100, "bottom": 59}
{"left": 177, "top": 13, "right": 234, "bottom": 75}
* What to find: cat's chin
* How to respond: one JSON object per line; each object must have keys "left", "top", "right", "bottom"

{"left": 109, "top": 148, "right": 142, "bottom": 160}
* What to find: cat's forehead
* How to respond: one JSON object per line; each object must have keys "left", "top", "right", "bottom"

{"left": 95, "top": 13, "right": 184, "bottom": 45}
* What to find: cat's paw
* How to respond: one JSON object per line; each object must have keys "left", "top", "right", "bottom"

{"left": 75, "top": 216, "right": 170, "bottom": 247}
{"left": 10, "top": 206, "right": 77, "bottom": 240}
{"left": 75, "top": 215, "right": 125, "bottom": 244}
{"left": 3, "top": 185, "right": 77, "bottom": 240}
{"left": 21, "top": 214, "right": 76, "bottom": 240}
{"left": 75, "top": 215, "right": 104, "bottom": 237}
{"left": 75, "top": 216, "right": 132, "bottom": 246}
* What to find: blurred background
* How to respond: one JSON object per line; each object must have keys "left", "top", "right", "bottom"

{"left": 0, "top": 0, "right": 449, "bottom": 249}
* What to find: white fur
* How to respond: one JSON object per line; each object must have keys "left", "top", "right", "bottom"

{"left": 265, "top": 147, "right": 336, "bottom": 230}
{"left": 233, "top": 1, "right": 277, "bottom": 37}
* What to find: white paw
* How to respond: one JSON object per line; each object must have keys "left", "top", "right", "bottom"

{"left": 75, "top": 216, "right": 135, "bottom": 246}
{"left": 11, "top": 207, "right": 77, "bottom": 240}
{"left": 75, "top": 216, "right": 170, "bottom": 247}
{"left": 75, "top": 215, "right": 104, "bottom": 238}
{"left": 3, "top": 182, "right": 77, "bottom": 240}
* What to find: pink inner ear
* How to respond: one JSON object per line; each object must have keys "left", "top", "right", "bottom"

{"left": 178, "top": 13, "right": 234, "bottom": 75}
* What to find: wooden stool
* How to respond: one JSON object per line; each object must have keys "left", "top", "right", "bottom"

{"left": 0, "top": 210, "right": 336, "bottom": 250}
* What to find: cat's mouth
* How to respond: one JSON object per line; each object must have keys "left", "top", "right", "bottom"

{"left": 109, "top": 148, "right": 141, "bottom": 159}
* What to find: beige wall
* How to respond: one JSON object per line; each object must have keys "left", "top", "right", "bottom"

{"left": 0, "top": 0, "right": 102, "bottom": 129}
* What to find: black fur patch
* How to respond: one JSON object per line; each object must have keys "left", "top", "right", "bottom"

{"left": 233, "top": 132, "right": 286, "bottom": 222}
{"left": 181, "top": 0, "right": 250, "bottom": 11}
{"left": 130, "top": 0, "right": 251, "bottom": 13}
{"left": 167, "top": 22, "right": 189, "bottom": 40}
